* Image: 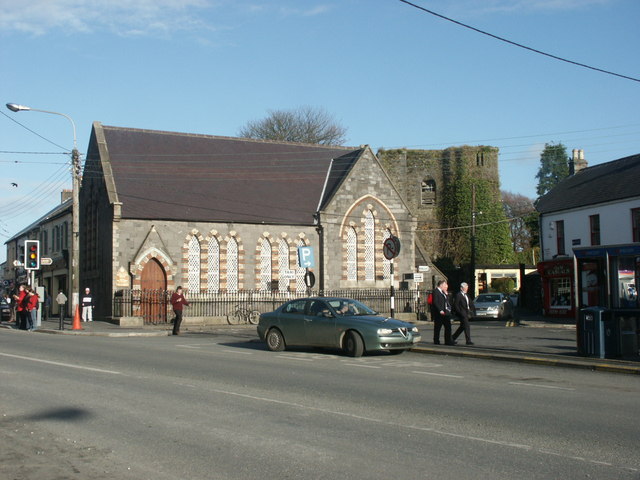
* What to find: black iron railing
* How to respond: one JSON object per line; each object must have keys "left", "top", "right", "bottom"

{"left": 113, "top": 288, "right": 429, "bottom": 325}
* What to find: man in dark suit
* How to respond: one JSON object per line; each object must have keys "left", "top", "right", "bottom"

{"left": 453, "top": 282, "right": 475, "bottom": 345}
{"left": 430, "top": 280, "right": 455, "bottom": 345}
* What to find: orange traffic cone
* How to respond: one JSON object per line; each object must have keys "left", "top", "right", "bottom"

{"left": 72, "top": 305, "right": 83, "bottom": 330}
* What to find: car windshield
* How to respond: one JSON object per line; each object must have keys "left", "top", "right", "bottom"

{"left": 328, "top": 299, "right": 377, "bottom": 316}
{"left": 476, "top": 294, "right": 501, "bottom": 303}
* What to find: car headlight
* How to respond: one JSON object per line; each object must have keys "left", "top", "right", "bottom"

{"left": 487, "top": 306, "right": 498, "bottom": 312}
{"left": 411, "top": 326, "right": 419, "bottom": 333}
{"left": 377, "top": 328, "right": 393, "bottom": 335}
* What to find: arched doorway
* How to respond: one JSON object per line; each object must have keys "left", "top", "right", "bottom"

{"left": 140, "top": 258, "right": 167, "bottom": 324}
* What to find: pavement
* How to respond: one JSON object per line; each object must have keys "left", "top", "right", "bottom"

{"left": 2, "top": 310, "right": 639, "bottom": 375}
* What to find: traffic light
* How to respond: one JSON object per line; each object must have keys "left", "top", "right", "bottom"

{"left": 24, "top": 240, "right": 40, "bottom": 270}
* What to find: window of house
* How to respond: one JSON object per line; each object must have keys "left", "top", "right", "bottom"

{"left": 550, "top": 277, "right": 571, "bottom": 309}
{"left": 346, "top": 227, "right": 357, "bottom": 281}
{"left": 227, "top": 237, "right": 239, "bottom": 293}
{"left": 187, "top": 236, "right": 201, "bottom": 292}
{"left": 364, "top": 210, "right": 375, "bottom": 281}
{"left": 589, "top": 214, "right": 600, "bottom": 246}
{"left": 556, "top": 220, "right": 565, "bottom": 255}
{"left": 421, "top": 179, "right": 436, "bottom": 205}
{"left": 476, "top": 152, "right": 484, "bottom": 166}
{"left": 278, "top": 238, "right": 290, "bottom": 292}
{"left": 632, "top": 208, "right": 640, "bottom": 242}
{"left": 259, "top": 237, "right": 272, "bottom": 292}
{"left": 382, "top": 229, "right": 392, "bottom": 281}
{"left": 207, "top": 237, "right": 220, "bottom": 293}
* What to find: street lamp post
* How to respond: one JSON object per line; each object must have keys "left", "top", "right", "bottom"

{"left": 6, "top": 103, "right": 81, "bottom": 317}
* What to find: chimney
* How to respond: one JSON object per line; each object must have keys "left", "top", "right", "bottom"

{"left": 61, "top": 189, "right": 73, "bottom": 203}
{"left": 569, "top": 149, "right": 588, "bottom": 175}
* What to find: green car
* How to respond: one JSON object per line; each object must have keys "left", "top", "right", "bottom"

{"left": 257, "top": 297, "right": 421, "bottom": 357}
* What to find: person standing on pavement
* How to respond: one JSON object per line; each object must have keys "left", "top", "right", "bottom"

{"left": 14, "top": 285, "right": 27, "bottom": 330}
{"left": 170, "top": 286, "right": 189, "bottom": 336}
{"left": 453, "top": 282, "right": 475, "bottom": 345}
{"left": 430, "top": 280, "right": 455, "bottom": 345}
{"left": 81, "top": 287, "right": 94, "bottom": 322}
{"left": 26, "top": 287, "right": 39, "bottom": 331}
{"left": 56, "top": 290, "right": 68, "bottom": 327}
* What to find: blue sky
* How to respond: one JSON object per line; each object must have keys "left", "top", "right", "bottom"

{"left": 1, "top": 0, "right": 639, "bottom": 262}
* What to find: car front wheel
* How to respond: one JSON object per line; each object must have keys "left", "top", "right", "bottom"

{"left": 344, "top": 331, "right": 364, "bottom": 357}
{"left": 266, "top": 328, "right": 285, "bottom": 352}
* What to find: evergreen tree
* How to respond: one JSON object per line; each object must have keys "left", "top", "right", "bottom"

{"left": 536, "top": 143, "right": 569, "bottom": 197}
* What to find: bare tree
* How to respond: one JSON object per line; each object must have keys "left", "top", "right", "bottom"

{"left": 238, "top": 106, "right": 348, "bottom": 145}
{"left": 502, "top": 190, "right": 537, "bottom": 252}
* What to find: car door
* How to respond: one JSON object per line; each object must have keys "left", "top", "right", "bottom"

{"left": 276, "top": 299, "right": 308, "bottom": 346}
{"left": 304, "top": 299, "right": 338, "bottom": 347}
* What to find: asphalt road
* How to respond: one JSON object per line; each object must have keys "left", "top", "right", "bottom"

{"left": 1, "top": 328, "right": 639, "bottom": 480}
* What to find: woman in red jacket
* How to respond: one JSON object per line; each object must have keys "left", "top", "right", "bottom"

{"left": 13, "top": 285, "right": 27, "bottom": 330}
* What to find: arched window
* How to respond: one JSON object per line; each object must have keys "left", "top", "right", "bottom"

{"left": 187, "top": 236, "right": 201, "bottom": 292}
{"left": 421, "top": 179, "right": 436, "bottom": 205}
{"left": 259, "top": 237, "right": 272, "bottom": 291}
{"left": 346, "top": 227, "right": 357, "bottom": 281}
{"left": 278, "top": 238, "right": 290, "bottom": 292}
{"left": 207, "top": 237, "right": 220, "bottom": 293}
{"left": 364, "top": 210, "right": 375, "bottom": 281}
{"left": 227, "top": 237, "right": 239, "bottom": 293}
{"left": 382, "top": 229, "right": 392, "bottom": 281}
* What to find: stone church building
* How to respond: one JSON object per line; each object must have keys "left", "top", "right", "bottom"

{"left": 80, "top": 123, "right": 424, "bottom": 320}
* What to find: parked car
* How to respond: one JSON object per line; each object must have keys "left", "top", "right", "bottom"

{"left": 257, "top": 297, "right": 421, "bottom": 357}
{"left": 473, "top": 293, "right": 514, "bottom": 320}
{"left": 0, "top": 298, "right": 11, "bottom": 321}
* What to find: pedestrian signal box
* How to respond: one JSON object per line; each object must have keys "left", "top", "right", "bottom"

{"left": 25, "top": 240, "right": 40, "bottom": 270}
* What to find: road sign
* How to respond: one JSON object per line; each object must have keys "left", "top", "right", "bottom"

{"left": 304, "top": 271, "right": 316, "bottom": 288}
{"left": 13, "top": 260, "right": 22, "bottom": 267}
{"left": 418, "top": 265, "right": 430, "bottom": 272}
{"left": 297, "top": 246, "right": 315, "bottom": 268}
{"left": 383, "top": 236, "right": 401, "bottom": 260}
{"left": 40, "top": 257, "right": 53, "bottom": 266}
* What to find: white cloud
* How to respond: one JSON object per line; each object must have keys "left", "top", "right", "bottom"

{"left": 0, "top": 0, "right": 215, "bottom": 36}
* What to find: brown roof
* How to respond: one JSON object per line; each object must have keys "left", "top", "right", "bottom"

{"left": 91, "top": 124, "right": 362, "bottom": 224}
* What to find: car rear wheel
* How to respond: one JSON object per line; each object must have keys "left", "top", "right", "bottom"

{"left": 266, "top": 328, "right": 285, "bottom": 352}
{"left": 344, "top": 331, "right": 364, "bottom": 357}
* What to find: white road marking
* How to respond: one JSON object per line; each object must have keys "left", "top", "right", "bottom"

{"left": 343, "top": 363, "right": 381, "bottom": 369}
{"left": 277, "top": 355, "right": 314, "bottom": 362}
{"left": 197, "top": 386, "right": 630, "bottom": 473}
{"left": 0, "top": 352, "right": 122, "bottom": 375}
{"left": 509, "top": 382, "right": 575, "bottom": 391}
{"left": 412, "top": 370, "right": 464, "bottom": 378}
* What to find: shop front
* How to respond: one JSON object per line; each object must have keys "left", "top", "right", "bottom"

{"left": 537, "top": 258, "right": 575, "bottom": 318}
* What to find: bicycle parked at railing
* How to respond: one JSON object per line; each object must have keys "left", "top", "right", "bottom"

{"left": 227, "top": 304, "right": 261, "bottom": 325}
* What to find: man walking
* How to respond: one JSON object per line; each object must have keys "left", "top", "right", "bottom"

{"left": 453, "top": 282, "right": 475, "bottom": 345}
{"left": 170, "top": 286, "right": 189, "bottom": 335}
{"left": 430, "top": 280, "right": 455, "bottom": 345}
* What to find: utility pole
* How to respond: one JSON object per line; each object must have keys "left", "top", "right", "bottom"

{"left": 470, "top": 184, "right": 477, "bottom": 297}
{"left": 71, "top": 146, "right": 80, "bottom": 313}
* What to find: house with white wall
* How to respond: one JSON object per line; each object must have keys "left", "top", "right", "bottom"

{"left": 536, "top": 152, "right": 640, "bottom": 318}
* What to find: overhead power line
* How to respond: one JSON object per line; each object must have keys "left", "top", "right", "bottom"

{"left": 398, "top": 0, "right": 640, "bottom": 83}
